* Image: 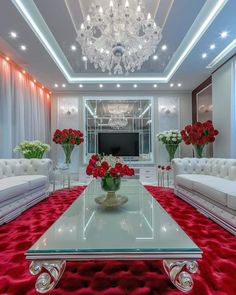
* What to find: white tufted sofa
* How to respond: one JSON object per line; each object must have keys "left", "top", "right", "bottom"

{"left": 0, "top": 158, "right": 52, "bottom": 224}
{"left": 172, "top": 158, "right": 236, "bottom": 235}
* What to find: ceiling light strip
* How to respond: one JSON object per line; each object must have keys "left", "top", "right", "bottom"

{"left": 166, "top": 0, "right": 228, "bottom": 80}
{"left": 12, "top": 0, "right": 72, "bottom": 80}
{"left": 11, "top": 0, "right": 227, "bottom": 84}
{"left": 206, "top": 39, "right": 236, "bottom": 68}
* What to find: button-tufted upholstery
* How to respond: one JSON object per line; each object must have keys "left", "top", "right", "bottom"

{"left": 0, "top": 159, "right": 52, "bottom": 225}
{"left": 172, "top": 158, "right": 236, "bottom": 235}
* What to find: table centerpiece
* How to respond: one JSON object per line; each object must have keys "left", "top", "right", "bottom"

{"left": 86, "top": 154, "right": 135, "bottom": 207}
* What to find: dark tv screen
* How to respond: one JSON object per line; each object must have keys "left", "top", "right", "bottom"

{"left": 98, "top": 133, "right": 139, "bottom": 156}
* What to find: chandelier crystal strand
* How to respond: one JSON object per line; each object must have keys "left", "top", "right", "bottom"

{"left": 77, "top": 0, "right": 162, "bottom": 75}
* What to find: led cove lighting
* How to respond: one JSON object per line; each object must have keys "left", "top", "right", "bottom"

{"left": 12, "top": 0, "right": 227, "bottom": 84}
{"left": 207, "top": 38, "right": 236, "bottom": 68}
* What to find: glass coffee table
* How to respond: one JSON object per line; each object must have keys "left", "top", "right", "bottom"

{"left": 26, "top": 180, "right": 202, "bottom": 293}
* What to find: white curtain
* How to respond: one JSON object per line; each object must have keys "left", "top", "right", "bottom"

{"left": 0, "top": 57, "right": 51, "bottom": 158}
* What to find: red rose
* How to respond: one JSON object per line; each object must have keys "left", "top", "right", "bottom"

{"left": 70, "top": 139, "right": 75, "bottom": 144}
{"left": 86, "top": 165, "right": 94, "bottom": 175}
{"left": 91, "top": 154, "right": 99, "bottom": 161}
{"left": 109, "top": 167, "right": 118, "bottom": 177}
{"left": 101, "top": 161, "right": 109, "bottom": 170}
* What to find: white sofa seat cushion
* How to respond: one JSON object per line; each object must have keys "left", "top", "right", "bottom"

{"left": 176, "top": 174, "right": 236, "bottom": 206}
{"left": 227, "top": 192, "right": 236, "bottom": 210}
{"left": 9, "top": 175, "right": 47, "bottom": 190}
{"left": 0, "top": 178, "right": 29, "bottom": 203}
{"left": 175, "top": 174, "right": 214, "bottom": 190}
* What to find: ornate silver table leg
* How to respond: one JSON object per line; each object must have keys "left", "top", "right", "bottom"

{"left": 29, "top": 260, "right": 66, "bottom": 293}
{"left": 163, "top": 260, "right": 198, "bottom": 292}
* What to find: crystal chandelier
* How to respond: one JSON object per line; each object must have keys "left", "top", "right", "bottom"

{"left": 108, "top": 114, "right": 128, "bottom": 129}
{"left": 77, "top": 0, "right": 162, "bottom": 74}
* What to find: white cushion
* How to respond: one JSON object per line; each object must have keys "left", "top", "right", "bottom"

{"left": 176, "top": 174, "right": 214, "bottom": 190}
{"left": 9, "top": 175, "right": 47, "bottom": 190}
{"left": 227, "top": 192, "right": 236, "bottom": 210}
{"left": 0, "top": 178, "right": 29, "bottom": 203}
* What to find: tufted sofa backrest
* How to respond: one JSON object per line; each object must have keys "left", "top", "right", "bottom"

{"left": 172, "top": 158, "right": 236, "bottom": 181}
{"left": 0, "top": 159, "right": 53, "bottom": 179}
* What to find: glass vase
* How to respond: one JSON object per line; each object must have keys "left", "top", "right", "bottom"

{"left": 193, "top": 144, "right": 206, "bottom": 158}
{"left": 165, "top": 144, "right": 179, "bottom": 162}
{"left": 101, "top": 175, "right": 121, "bottom": 200}
{"left": 61, "top": 144, "right": 74, "bottom": 165}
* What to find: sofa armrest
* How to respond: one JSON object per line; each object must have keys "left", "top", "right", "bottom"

{"left": 172, "top": 158, "right": 209, "bottom": 184}
{"left": 29, "top": 159, "right": 53, "bottom": 177}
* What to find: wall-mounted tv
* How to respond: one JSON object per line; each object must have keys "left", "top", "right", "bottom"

{"left": 98, "top": 133, "right": 139, "bottom": 157}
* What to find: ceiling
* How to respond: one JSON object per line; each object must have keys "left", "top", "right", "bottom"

{"left": 0, "top": 0, "right": 235, "bottom": 92}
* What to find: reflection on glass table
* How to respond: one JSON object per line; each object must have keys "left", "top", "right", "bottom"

{"left": 52, "top": 166, "right": 71, "bottom": 191}
{"left": 26, "top": 179, "right": 202, "bottom": 293}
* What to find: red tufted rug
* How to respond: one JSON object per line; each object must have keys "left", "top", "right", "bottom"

{"left": 0, "top": 186, "right": 236, "bottom": 295}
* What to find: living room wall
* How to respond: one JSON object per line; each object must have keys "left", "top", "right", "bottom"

{"left": 51, "top": 91, "right": 192, "bottom": 171}
{"left": 212, "top": 55, "right": 236, "bottom": 158}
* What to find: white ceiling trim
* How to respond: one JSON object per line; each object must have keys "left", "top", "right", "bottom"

{"left": 206, "top": 39, "right": 236, "bottom": 69}
{"left": 12, "top": 0, "right": 228, "bottom": 84}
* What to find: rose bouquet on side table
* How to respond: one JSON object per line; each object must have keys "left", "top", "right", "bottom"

{"left": 156, "top": 130, "right": 182, "bottom": 162}
{"left": 53, "top": 129, "right": 84, "bottom": 165}
{"left": 86, "top": 154, "right": 135, "bottom": 206}
{"left": 180, "top": 120, "right": 219, "bottom": 158}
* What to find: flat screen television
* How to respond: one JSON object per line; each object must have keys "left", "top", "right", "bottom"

{"left": 98, "top": 133, "right": 139, "bottom": 156}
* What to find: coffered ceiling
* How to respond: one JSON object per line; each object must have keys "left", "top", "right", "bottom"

{"left": 0, "top": 0, "right": 235, "bottom": 91}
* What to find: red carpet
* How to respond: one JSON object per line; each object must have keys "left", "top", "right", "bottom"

{"left": 0, "top": 186, "right": 236, "bottom": 295}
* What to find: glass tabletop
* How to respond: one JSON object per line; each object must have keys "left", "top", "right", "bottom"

{"left": 27, "top": 180, "right": 201, "bottom": 257}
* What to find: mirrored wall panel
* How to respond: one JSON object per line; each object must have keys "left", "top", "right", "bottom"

{"left": 84, "top": 97, "right": 153, "bottom": 163}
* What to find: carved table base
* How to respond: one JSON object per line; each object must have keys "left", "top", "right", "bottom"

{"left": 29, "top": 261, "right": 66, "bottom": 293}
{"left": 163, "top": 260, "right": 198, "bottom": 292}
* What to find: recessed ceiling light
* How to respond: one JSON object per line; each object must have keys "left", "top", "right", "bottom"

{"left": 153, "top": 55, "right": 158, "bottom": 60}
{"left": 10, "top": 31, "right": 17, "bottom": 38}
{"left": 161, "top": 44, "right": 167, "bottom": 51}
{"left": 170, "top": 83, "right": 174, "bottom": 87}
{"left": 79, "top": 84, "right": 83, "bottom": 88}
{"left": 99, "top": 84, "right": 103, "bottom": 88}
{"left": 153, "top": 84, "right": 158, "bottom": 88}
{"left": 202, "top": 53, "right": 207, "bottom": 59}
{"left": 42, "top": 85, "right": 44, "bottom": 89}
{"left": 70, "top": 45, "right": 77, "bottom": 51}
{"left": 220, "top": 31, "right": 228, "bottom": 39}
{"left": 54, "top": 83, "right": 58, "bottom": 88}
{"left": 177, "top": 83, "right": 182, "bottom": 87}
{"left": 20, "top": 45, "right": 27, "bottom": 51}
{"left": 133, "top": 84, "right": 138, "bottom": 88}
{"left": 22, "top": 70, "right": 26, "bottom": 74}
{"left": 116, "top": 84, "right": 121, "bottom": 88}
{"left": 33, "top": 79, "right": 36, "bottom": 83}
{"left": 5, "top": 56, "right": 10, "bottom": 61}
{"left": 62, "top": 84, "right": 66, "bottom": 88}
{"left": 210, "top": 44, "right": 216, "bottom": 50}
{"left": 49, "top": 91, "right": 52, "bottom": 94}
{"left": 82, "top": 56, "right": 87, "bottom": 61}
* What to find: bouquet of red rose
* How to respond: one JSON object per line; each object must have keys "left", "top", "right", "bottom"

{"left": 180, "top": 120, "right": 219, "bottom": 157}
{"left": 53, "top": 129, "right": 84, "bottom": 145}
{"left": 53, "top": 129, "right": 84, "bottom": 165}
{"left": 86, "top": 154, "right": 134, "bottom": 178}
